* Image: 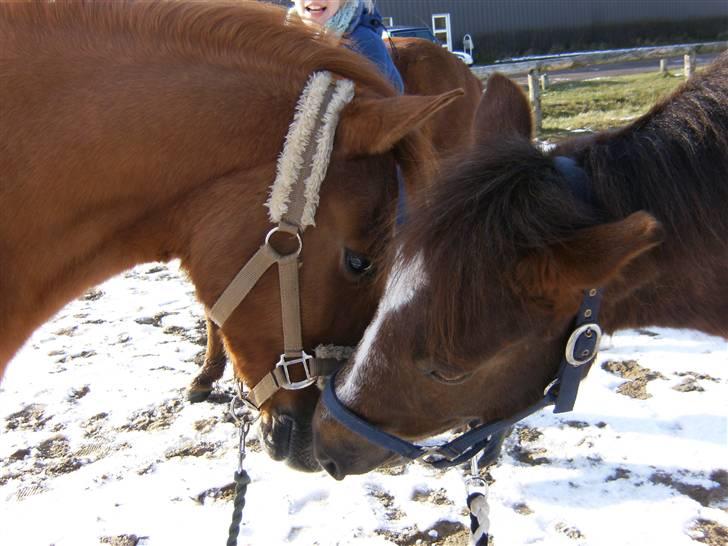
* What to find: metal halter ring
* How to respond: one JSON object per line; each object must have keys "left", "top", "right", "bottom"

{"left": 564, "top": 323, "right": 603, "bottom": 367}
{"left": 264, "top": 226, "right": 302, "bottom": 258}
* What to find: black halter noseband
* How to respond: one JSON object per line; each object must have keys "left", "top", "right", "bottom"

{"left": 322, "top": 156, "right": 604, "bottom": 468}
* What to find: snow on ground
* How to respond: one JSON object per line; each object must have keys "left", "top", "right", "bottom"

{"left": 1, "top": 262, "right": 727, "bottom": 546}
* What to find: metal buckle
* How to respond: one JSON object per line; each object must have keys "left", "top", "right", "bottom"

{"left": 276, "top": 351, "right": 316, "bottom": 390}
{"left": 564, "top": 323, "right": 603, "bottom": 367}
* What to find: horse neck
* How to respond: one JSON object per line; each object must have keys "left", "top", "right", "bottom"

{"left": 0, "top": 48, "right": 293, "bottom": 370}
{"left": 568, "top": 62, "right": 728, "bottom": 336}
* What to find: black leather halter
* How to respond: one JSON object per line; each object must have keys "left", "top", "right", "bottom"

{"left": 321, "top": 156, "right": 604, "bottom": 468}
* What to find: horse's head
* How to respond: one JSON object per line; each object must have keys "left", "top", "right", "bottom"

{"left": 187, "top": 77, "right": 461, "bottom": 471}
{"left": 312, "top": 74, "right": 664, "bottom": 478}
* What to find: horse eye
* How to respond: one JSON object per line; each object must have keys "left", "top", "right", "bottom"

{"left": 429, "top": 369, "right": 472, "bottom": 385}
{"left": 344, "top": 249, "right": 373, "bottom": 276}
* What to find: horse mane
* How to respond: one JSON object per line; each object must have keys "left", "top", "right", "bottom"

{"left": 397, "top": 52, "right": 728, "bottom": 361}
{"left": 0, "top": 0, "right": 393, "bottom": 97}
{"left": 0, "top": 0, "right": 435, "bottom": 204}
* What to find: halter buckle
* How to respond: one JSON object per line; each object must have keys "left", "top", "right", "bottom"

{"left": 564, "top": 323, "right": 603, "bottom": 367}
{"left": 276, "top": 351, "right": 316, "bottom": 390}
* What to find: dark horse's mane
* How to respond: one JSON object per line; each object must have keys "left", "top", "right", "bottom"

{"left": 397, "top": 53, "right": 728, "bottom": 360}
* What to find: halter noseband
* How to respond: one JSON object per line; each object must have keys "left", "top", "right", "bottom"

{"left": 208, "top": 72, "right": 355, "bottom": 410}
{"left": 322, "top": 156, "right": 604, "bottom": 468}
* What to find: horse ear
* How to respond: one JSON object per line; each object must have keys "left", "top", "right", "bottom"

{"left": 516, "top": 212, "right": 664, "bottom": 316}
{"left": 475, "top": 73, "right": 533, "bottom": 145}
{"left": 337, "top": 89, "right": 464, "bottom": 157}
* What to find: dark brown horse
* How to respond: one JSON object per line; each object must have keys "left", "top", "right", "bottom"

{"left": 187, "top": 36, "right": 484, "bottom": 405}
{"left": 0, "top": 1, "right": 461, "bottom": 472}
{"left": 312, "top": 53, "right": 728, "bottom": 477}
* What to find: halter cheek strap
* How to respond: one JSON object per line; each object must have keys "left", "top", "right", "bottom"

{"left": 209, "top": 72, "right": 355, "bottom": 409}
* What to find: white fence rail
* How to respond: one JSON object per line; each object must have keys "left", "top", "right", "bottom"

{"left": 470, "top": 41, "right": 728, "bottom": 133}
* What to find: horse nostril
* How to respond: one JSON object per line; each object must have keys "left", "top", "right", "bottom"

{"left": 320, "top": 458, "right": 345, "bottom": 481}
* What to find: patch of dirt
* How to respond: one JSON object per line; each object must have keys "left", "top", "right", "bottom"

{"left": 100, "top": 535, "right": 145, "bottom": 546}
{"left": 508, "top": 425, "right": 549, "bottom": 465}
{"left": 513, "top": 501, "right": 533, "bottom": 515}
{"left": 617, "top": 378, "right": 653, "bottom": 399}
{"left": 516, "top": 425, "right": 543, "bottom": 443}
{"left": 163, "top": 325, "right": 206, "bottom": 346}
{"left": 164, "top": 441, "right": 220, "bottom": 459}
{"left": 53, "top": 326, "right": 78, "bottom": 336}
{"left": 120, "top": 400, "right": 183, "bottom": 432}
{"left": 563, "top": 420, "right": 590, "bottom": 429}
{"left": 602, "top": 359, "right": 666, "bottom": 381}
{"left": 134, "top": 311, "right": 170, "bottom": 327}
{"left": 675, "top": 372, "right": 720, "bottom": 382}
{"left": 193, "top": 418, "right": 219, "bottom": 434}
{"left": 37, "top": 435, "right": 70, "bottom": 459}
{"left": 688, "top": 519, "right": 728, "bottom": 546}
{"left": 602, "top": 360, "right": 667, "bottom": 399}
{"left": 376, "top": 463, "right": 408, "bottom": 476}
{"left": 649, "top": 469, "right": 728, "bottom": 507}
{"left": 375, "top": 520, "right": 468, "bottom": 546}
{"left": 368, "top": 487, "right": 405, "bottom": 520}
{"left": 83, "top": 288, "right": 105, "bottom": 301}
{"left": 70, "top": 349, "right": 97, "bottom": 360}
{"left": 412, "top": 487, "right": 454, "bottom": 506}
{"left": 9, "top": 448, "right": 31, "bottom": 462}
{"left": 46, "top": 458, "right": 84, "bottom": 476}
{"left": 5, "top": 404, "right": 51, "bottom": 431}
{"left": 606, "top": 467, "right": 631, "bottom": 481}
{"left": 194, "top": 482, "right": 236, "bottom": 504}
{"left": 672, "top": 377, "right": 705, "bottom": 392}
{"left": 555, "top": 522, "right": 585, "bottom": 540}
{"left": 68, "top": 385, "right": 90, "bottom": 401}
{"left": 82, "top": 412, "right": 109, "bottom": 437}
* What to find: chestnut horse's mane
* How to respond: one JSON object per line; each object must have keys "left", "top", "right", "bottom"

{"left": 0, "top": 0, "right": 394, "bottom": 97}
{"left": 397, "top": 53, "right": 728, "bottom": 360}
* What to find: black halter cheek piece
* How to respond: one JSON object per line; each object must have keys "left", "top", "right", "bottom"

{"left": 322, "top": 157, "right": 604, "bottom": 468}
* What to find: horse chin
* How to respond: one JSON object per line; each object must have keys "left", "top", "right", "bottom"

{"left": 260, "top": 414, "right": 320, "bottom": 472}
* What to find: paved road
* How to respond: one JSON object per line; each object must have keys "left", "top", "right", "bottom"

{"left": 504, "top": 53, "right": 720, "bottom": 85}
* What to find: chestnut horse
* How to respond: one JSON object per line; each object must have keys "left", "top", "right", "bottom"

{"left": 187, "top": 36, "right": 484, "bottom": 405}
{"left": 313, "top": 53, "right": 728, "bottom": 477}
{"left": 0, "top": 1, "right": 461, "bottom": 472}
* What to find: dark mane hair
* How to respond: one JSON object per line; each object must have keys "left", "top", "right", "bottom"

{"left": 397, "top": 52, "right": 728, "bottom": 360}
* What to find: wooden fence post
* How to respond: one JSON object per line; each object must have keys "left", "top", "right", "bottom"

{"left": 528, "top": 68, "right": 542, "bottom": 136}
{"left": 659, "top": 59, "right": 667, "bottom": 74}
{"left": 540, "top": 72, "right": 549, "bottom": 90}
{"left": 684, "top": 50, "right": 695, "bottom": 79}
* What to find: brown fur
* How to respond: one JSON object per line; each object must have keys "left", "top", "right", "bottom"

{"left": 313, "top": 53, "right": 728, "bottom": 477}
{"left": 189, "top": 37, "right": 484, "bottom": 402}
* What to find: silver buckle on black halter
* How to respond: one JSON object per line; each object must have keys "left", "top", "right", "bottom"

{"left": 564, "top": 323, "right": 603, "bottom": 367}
{"left": 276, "top": 351, "right": 316, "bottom": 390}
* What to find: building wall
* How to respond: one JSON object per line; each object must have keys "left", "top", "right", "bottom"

{"left": 263, "top": 1, "right": 728, "bottom": 61}
{"left": 374, "top": 0, "right": 728, "bottom": 60}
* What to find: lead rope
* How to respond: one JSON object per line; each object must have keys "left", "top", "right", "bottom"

{"left": 466, "top": 455, "right": 491, "bottom": 546}
{"left": 226, "top": 384, "right": 258, "bottom": 546}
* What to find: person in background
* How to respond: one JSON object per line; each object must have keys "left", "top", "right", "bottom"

{"left": 290, "top": 0, "right": 404, "bottom": 93}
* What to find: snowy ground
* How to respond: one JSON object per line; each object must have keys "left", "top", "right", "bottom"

{"left": 1, "top": 262, "right": 727, "bottom": 546}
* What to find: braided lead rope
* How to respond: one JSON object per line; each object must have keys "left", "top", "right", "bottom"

{"left": 227, "top": 385, "right": 257, "bottom": 546}
{"left": 466, "top": 456, "right": 491, "bottom": 546}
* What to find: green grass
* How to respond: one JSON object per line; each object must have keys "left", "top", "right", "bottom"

{"left": 538, "top": 71, "right": 688, "bottom": 140}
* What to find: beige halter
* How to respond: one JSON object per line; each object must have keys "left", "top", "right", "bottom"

{"left": 209, "top": 72, "right": 355, "bottom": 409}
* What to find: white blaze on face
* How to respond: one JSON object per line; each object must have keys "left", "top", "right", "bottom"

{"left": 337, "top": 251, "right": 427, "bottom": 404}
